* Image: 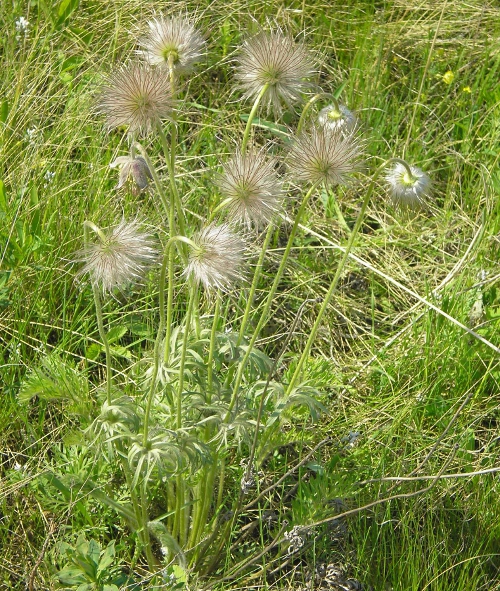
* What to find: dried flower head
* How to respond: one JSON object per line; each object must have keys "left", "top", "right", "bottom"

{"left": 74, "top": 220, "right": 157, "bottom": 294}
{"left": 288, "top": 127, "right": 363, "bottom": 186}
{"left": 184, "top": 224, "right": 246, "bottom": 291}
{"left": 235, "top": 30, "right": 316, "bottom": 115}
{"left": 96, "top": 63, "right": 173, "bottom": 135}
{"left": 110, "top": 155, "right": 153, "bottom": 193}
{"left": 137, "top": 15, "right": 205, "bottom": 75}
{"left": 385, "top": 162, "right": 431, "bottom": 209}
{"left": 318, "top": 103, "right": 357, "bottom": 134}
{"left": 217, "top": 151, "right": 283, "bottom": 227}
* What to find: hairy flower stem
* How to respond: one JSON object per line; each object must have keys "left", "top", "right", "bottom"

{"left": 286, "top": 159, "right": 403, "bottom": 394}
{"left": 177, "top": 292, "right": 195, "bottom": 429}
{"left": 187, "top": 297, "right": 221, "bottom": 557}
{"left": 241, "top": 83, "right": 269, "bottom": 154}
{"left": 145, "top": 236, "right": 196, "bottom": 444}
{"left": 134, "top": 144, "right": 171, "bottom": 223}
{"left": 84, "top": 222, "right": 112, "bottom": 405}
{"left": 237, "top": 222, "right": 275, "bottom": 345}
{"left": 172, "top": 294, "right": 195, "bottom": 542}
{"left": 224, "top": 181, "right": 321, "bottom": 404}
{"left": 163, "top": 245, "right": 176, "bottom": 366}
{"left": 207, "top": 297, "right": 221, "bottom": 401}
{"left": 157, "top": 125, "right": 187, "bottom": 239}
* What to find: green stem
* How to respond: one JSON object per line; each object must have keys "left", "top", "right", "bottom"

{"left": 157, "top": 125, "right": 187, "bottom": 238}
{"left": 177, "top": 292, "right": 195, "bottom": 429}
{"left": 224, "top": 181, "right": 321, "bottom": 408}
{"left": 297, "top": 92, "right": 336, "bottom": 135}
{"left": 237, "top": 222, "right": 275, "bottom": 345}
{"left": 207, "top": 297, "right": 221, "bottom": 404}
{"left": 144, "top": 235, "right": 197, "bottom": 444}
{"left": 140, "top": 482, "right": 157, "bottom": 571}
{"left": 241, "top": 83, "right": 269, "bottom": 154}
{"left": 83, "top": 222, "right": 112, "bottom": 405}
{"left": 143, "top": 244, "right": 168, "bottom": 447}
{"left": 285, "top": 159, "right": 400, "bottom": 394}
{"left": 134, "top": 144, "right": 170, "bottom": 223}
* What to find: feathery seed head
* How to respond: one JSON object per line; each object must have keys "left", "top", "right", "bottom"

{"left": 385, "top": 162, "right": 431, "bottom": 209}
{"left": 184, "top": 224, "right": 246, "bottom": 292}
{"left": 318, "top": 103, "right": 357, "bottom": 134}
{"left": 288, "top": 127, "right": 363, "bottom": 186}
{"left": 110, "top": 155, "right": 153, "bottom": 193}
{"left": 217, "top": 151, "right": 284, "bottom": 227}
{"left": 96, "top": 63, "right": 173, "bottom": 135}
{"left": 235, "top": 30, "right": 316, "bottom": 115}
{"left": 74, "top": 220, "right": 157, "bottom": 294}
{"left": 137, "top": 15, "right": 205, "bottom": 75}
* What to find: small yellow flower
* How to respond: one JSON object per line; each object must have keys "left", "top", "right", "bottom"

{"left": 462, "top": 86, "right": 472, "bottom": 94}
{"left": 442, "top": 70, "right": 454, "bottom": 85}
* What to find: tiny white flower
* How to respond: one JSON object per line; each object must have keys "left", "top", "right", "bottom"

{"left": 44, "top": 170, "right": 55, "bottom": 185}
{"left": 26, "top": 126, "right": 39, "bottom": 145}
{"left": 15, "top": 16, "right": 30, "bottom": 35}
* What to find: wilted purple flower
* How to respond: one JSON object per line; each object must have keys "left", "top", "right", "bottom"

{"left": 110, "top": 155, "right": 153, "bottom": 193}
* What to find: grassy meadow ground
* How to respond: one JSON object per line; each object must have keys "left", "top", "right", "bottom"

{"left": 1, "top": 0, "right": 500, "bottom": 589}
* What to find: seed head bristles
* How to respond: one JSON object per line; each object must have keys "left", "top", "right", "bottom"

{"left": 318, "top": 104, "right": 357, "bottom": 134}
{"left": 110, "top": 155, "right": 153, "bottom": 193}
{"left": 235, "top": 30, "right": 316, "bottom": 115}
{"left": 137, "top": 15, "right": 206, "bottom": 75}
{"left": 184, "top": 224, "right": 246, "bottom": 292}
{"left": 74, "top": 220, "right": 158, "bottom": 294}
{"left": 385, "top": 162, "right": 431, "bottom": 209}
{"left": 96, "top": 63, "right": 173, "bottom": 135}
{"left": 217, "top": 150, "right": 284, "bottom": 228}
{"left": 288, "top": 127, "right": 363, "bottom": 187}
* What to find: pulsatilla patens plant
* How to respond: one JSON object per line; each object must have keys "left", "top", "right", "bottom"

{"left": 18, "top": 15, "right": 432, "bottom": 587}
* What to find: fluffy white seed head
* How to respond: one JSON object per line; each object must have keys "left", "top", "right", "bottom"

{"left": 137, "top": 15, "right": 206, "bottom": 75}
{"left": 288, "top": 127, "right": 363, "bottom": 187}
{"left": 184, "top": 224, "right": 246, "bottom": 292}
{"left": 385, "top": 162, "right": 431, "bottom": 209}
{"left": 234, "top": 30, "right": 316, "bottom": 115}
{"left": 318, "top": 103, "right": 357, "bottom": 134}
{"left": 96, "top": 63, "right": 173, "bottom": 135}
{"left": 110, "top": 155, "right": 153, "bottom": 193}
{"left": 74, "top": 220, "right": 157, "bottom": 294}
{"left": 217, "top": 151, "right": 284, "bottom": 227}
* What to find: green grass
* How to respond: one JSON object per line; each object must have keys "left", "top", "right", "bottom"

{"left": 1, "top": 0, "right": 500, "bottom": 589}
